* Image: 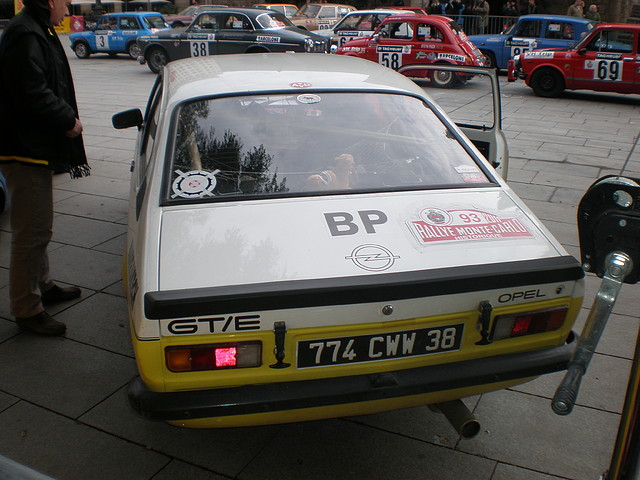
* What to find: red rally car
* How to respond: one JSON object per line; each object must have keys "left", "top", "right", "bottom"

{"left": 510, "top": 23, "right": 640, "bottom": 97}
{"left": 335, "top": 14, "right": 486, "bottom": 87}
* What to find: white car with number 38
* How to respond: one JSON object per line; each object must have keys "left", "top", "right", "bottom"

{"left": 113, "top": 53, "right": 584, "bottom": 430}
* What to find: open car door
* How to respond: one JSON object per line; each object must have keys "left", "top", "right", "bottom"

{"left": 398, "top": 64, "right": 508, "bottom": 179}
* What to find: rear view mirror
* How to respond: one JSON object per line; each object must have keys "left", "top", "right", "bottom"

{"left": 112, "top": 109, "right": 143, "bottom": 129}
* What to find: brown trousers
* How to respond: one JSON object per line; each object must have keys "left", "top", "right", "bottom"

{"left": 0, "top": 163, "right": 54, "bottom": 318}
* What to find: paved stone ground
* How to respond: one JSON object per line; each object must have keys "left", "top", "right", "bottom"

{"left": 1, "top": 44, "right": 639, "bottom": 480}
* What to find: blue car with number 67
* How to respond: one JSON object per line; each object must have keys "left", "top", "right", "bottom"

{"left": 70, "top": 12, "right": 171, "bottom": 60}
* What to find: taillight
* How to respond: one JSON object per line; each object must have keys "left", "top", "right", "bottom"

{"left": 491, "top": 307, "right": 568, "bottom": 341}
{"left": 166, "top": 342, "right": 262, "bottom": 372}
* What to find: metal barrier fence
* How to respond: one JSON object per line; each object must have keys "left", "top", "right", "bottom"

{"left": 452, "top": 14, "right": 520, "bottom": 35}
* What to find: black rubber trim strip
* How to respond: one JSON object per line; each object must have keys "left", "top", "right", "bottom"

{"left": 144, "top": 256, "right": 583, "bottom": 319}
{"left": 127, "top": 333, "right": 576, "bottom": 421}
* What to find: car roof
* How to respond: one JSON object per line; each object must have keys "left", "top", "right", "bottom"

{"left": 590, "top": 22, "right": 640, "bottom": 29}
{"left": 163, "top": 53, "right": 425, "bottom": 106}
{"left": 102, "top": 11, "right": 163, "bottom": 17}
{"left": 516, "top": 14, "right": 594, "bottom": 24}
{"left": 300, "top": 3, "right": 355, "bottom": 7}
{"left": 193, "top": 7, "right": 286, "bottom": 15}
{"left": 385, "top": 14, "right": 453, "bottom": 25}
{"left": 346, "top": 8, "right": 412, "bottom": 14}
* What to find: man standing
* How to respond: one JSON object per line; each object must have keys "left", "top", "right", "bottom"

{"left": 585, "top": 4, "right": 601, "bottom": 21}
{"left": 0, "top": 0, "right": 89, "bottom": 336}
{"left": 567, "top": 0, "right": 585, "bottom": 17}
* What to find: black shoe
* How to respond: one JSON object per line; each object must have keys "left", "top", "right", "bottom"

{"left": 16, "top": 311, "right": 66, "bottom": 336}
{"left": 41, "top": 284, "right": 81, "bottom": 305}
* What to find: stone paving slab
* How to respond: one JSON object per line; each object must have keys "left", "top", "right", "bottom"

{"left": 0, "top": 402, "right": 169, "bottom": 480}
{"left": 1, "top": 47, "right": 640, "bottom": 480}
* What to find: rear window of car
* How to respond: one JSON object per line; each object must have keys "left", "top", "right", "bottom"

{"left": 165, "top": 92, "right": 490, "bottom": 203}
{"left": 256, "top": 12, "right": 291, "bottom": 28}
{"left": 143, "top": 15, "right": 169, "bottom": 30}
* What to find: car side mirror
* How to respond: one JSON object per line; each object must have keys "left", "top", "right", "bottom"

{"left": 578, "top": 48, "right": 587, "bottom": 55}
{"left": 112, "top": 109, "right": 143, "bottom": 129}
{"left": 372, "top": 33, "right": 380, "bottom": 43}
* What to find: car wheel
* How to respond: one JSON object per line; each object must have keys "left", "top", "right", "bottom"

{"left": 73, "top": 42, "right": 90, "bottom": 59}
{"left": 146, "top": 47, "right": 169, "bottom": 74}
{"left": 530, "top": 67, "right": 564, "bottom": 98}
{"left": 127, "top": 42, "right": 141, "bottom": 59}
{"left": 481, "top": 50, "right": 497, "bottom": 69}
{"left": 430, "top": 68, "right": 456, "bottom": 88}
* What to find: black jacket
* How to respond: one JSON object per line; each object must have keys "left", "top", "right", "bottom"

{"left": 0, "top": 5, "right": 88, "bottom": 177}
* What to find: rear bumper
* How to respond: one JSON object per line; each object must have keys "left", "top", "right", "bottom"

{"left": 128, "top": 332, "right": 576, "bottom": 421}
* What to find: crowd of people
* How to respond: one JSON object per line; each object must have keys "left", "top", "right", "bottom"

{"left": 426, "top": 0, "right": 602, "bottom": 34}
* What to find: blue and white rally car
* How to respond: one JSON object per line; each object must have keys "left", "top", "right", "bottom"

{"left": 469, "top": 14, "right": 595, "bottom": 70}
{"left": 113, "top": 53, "right": 584, "bottom": 429}
{"left": 69, "top": 12, "right": 171, "bottom": 59}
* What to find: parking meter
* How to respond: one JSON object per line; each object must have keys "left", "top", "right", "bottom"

{"left": 551, "top": 175, "right": 640, "bottom": 480}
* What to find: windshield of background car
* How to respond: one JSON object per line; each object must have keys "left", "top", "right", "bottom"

{"left": 335, "top": 13, "right": 384, "bottom": 31}
{"left": 582, "top": 29, "right": 635, "bottom": 53}
{"left": 144, "top": 15, "right": 170, "bottom": 29}
{"left": 295, "top": 4, "right": 321, "bottom": 18}
{"left": 512, "top": 20, "right": 541, "bottom": 37}
{"left": 256, "top": 12, "right": 292, "bottom": 28}
{"left": 165, "top": 92, "right": 490, "bottom": 203}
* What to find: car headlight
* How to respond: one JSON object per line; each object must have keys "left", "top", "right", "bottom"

{"left": 305, "top": 37, "right": 314, "bottom": 52}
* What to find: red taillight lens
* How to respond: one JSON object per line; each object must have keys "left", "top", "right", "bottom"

{"left": 491, "top": 307, "right": 568, "bottom": 341}
{"left": 166, "top": 342, "right": 261, "bottom": 372}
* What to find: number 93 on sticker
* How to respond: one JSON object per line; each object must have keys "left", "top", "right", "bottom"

{"left": 296, "top": 324, "right": 463, "bottom": 368}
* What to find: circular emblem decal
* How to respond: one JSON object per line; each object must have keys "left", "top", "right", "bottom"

{"left": 297, "top": 94, "right": 321, "bottom": 104}
{"left": 290, "top": 82, "right": 312, "bottom": 88}
{"left": 345, "top": 244, "right": 399, "bottom": 272}
{"left": 419, "top": 208, "right": 452, "bottom": 226}
{"left": 171, "top": 169, "right": 220, "bottom": 199}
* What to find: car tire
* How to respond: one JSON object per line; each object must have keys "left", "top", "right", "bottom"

{"left": 127, "top": 42, "right": 141, "bottom": 60}
{"left": 73, "top": 42, "right": 91, "bottom": 59}
{"left": 481, "top": 50, "right": 497, "bottom": 69}
{"left": 430, "top": 68, "right": 457, "bottom": 88}
{"left": 146, "top": 47, "right": 169, "bottom": 74}
{"left": 530, "top": 67, "right": 564, "bottom": 98}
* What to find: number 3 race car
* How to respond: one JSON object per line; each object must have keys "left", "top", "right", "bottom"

{"left": 113, "top": 53, "right": 583, "bottom": 429}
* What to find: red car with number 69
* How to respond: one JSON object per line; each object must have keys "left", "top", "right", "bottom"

{"left": 510, "top": 23, "right": 640, "bottom": 97}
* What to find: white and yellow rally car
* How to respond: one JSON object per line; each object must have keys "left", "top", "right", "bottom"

{"left": 113, "top": 53, "right": 584, "bottom": 429}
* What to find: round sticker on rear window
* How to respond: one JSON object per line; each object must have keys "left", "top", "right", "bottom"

{"left": 297, "top": 94, "right": 321, "bottom": 104}
{"left": 172, "top": 169, "right": 220, "bottom": 199}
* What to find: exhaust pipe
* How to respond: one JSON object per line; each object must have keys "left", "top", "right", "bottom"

{"left": 433, "top": 400, "right": 481, "bottom": 439}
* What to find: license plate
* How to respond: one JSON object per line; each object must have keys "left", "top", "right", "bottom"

{"left": 297, "top": 324, "right": 464, "bottom": 368}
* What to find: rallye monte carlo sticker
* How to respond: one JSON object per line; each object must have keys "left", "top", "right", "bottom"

{"left": 408, "top": 207, "right": 533, "bottom": 244}
{"left": 172, "top": 169, "right": 220, "bottom": 198}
